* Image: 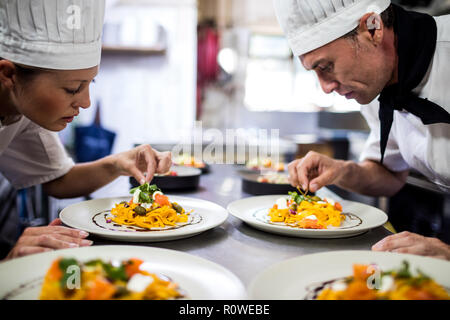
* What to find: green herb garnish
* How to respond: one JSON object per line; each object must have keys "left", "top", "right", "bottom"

{"left": 129, "top": 183, "right": 161, "bottom": 204}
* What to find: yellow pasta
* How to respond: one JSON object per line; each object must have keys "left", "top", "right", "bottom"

{"left": 268, "top": 193, "right": 345, "bottom": 229}
{"left": 40, "top": 257, "right": 184, "bottom": 300}
{"left": 316, "top": 262, "right": 450, "bottom": 300}
{"left": 110, "top": 201, "right": 189, "bottom": 230}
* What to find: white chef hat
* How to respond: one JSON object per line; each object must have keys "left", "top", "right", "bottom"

{"left": 273, "top": 0, "right": 391, "bottom": 57}
{"left": 0, "top": 0, "right": 105, "bottom": 70}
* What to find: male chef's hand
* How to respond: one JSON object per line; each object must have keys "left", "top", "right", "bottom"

{"left": 112, "top": 144, "right": 172, "bottom": 185}
{"left": 372, "top": 231, "right": 450, "bottom": 260}
{"left": 288, "top": 151, "right": 345, "bottom": 192}
{"left": 5, "top": 219, "right": 92, "bottom": 260}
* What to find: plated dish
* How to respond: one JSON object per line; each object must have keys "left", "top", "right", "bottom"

{"left": 248, "top": 250, "right": 450, "bottom": 300}
{"left": 0, "top": 245, "right": 246, "bottom": 300}
{"left": 227, "top": 193, "right": 388, "bottom": 238}
{"left": 239, "top": 171, "right": 297, "bottom": 195}
{"left": 314, "top": 261, "right": 449, "bottom": 300}
{"left": 245, "top": 157, "right": 285, "bottom": 172}
{"left": 40, "top": 257, "right": 184, "bottom": 300}
{"left": 60, "top": 188, "right": 228, "bottom": 242}
{"left": 173, "top": 154, "right": 209, "bottom": 173}
{"left": 256, "top": 172, "right": 290, "bottom": 184}
{"left": 268, "top": 191, "right": 344, "bottom": 229}
{"left": 110, "top": 183, "right": 192, "bottom": 230}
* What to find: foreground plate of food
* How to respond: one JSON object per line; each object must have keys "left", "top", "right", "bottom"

{"left": 248, "top": 250, "right": 450, "bottom": 300}
{"left": 60, "top": 184, "right": 228, "bottom": 242}
{"left": 0, "top": 245, "right": 246, "bottom": 300}
{"left": 227, "top": 192, "right": 387, "bottom": 238}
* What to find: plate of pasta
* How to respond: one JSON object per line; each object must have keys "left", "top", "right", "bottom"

{"left": 227, "top": 191, "right": 387, "bottom": 238}
{"left": 248, "top": 250, "right": 450, "bottom": 299}
{"left": 0, "top": 245, "right": 246, "bottom": 300}
{"left": 60, "top": 184, "right": 228, "bottom": 242}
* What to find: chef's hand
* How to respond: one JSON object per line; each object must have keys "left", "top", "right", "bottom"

{"left": 288, "top": 151, "right": 345, "bottom": 192}
{"left": 372, "top": 231, "right": 450, "bottom": 260}
{"left": 112, "top": 144, "right": 172, "bottom": 184}
{"left": 5, "top": 219, "right": 92, "bottom": 260}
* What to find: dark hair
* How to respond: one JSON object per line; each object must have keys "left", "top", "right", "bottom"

{"left": 343, "top": 4, "right": 394, "bottom": 39}
{"left": 0, "top": 57, "right": 43, "bottom": 82}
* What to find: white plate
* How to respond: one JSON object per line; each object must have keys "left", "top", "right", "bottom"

{"left": 227, "top": 194, "right": 388, "bottom": 238}
{"left": 60, "top": 195, "right": 228, "bottom": 242}
{"left": 0, "top": 245, "right": 246, "bottom": 300}
{"left": 248, "top": 250, "right": 450, "bottom": 299}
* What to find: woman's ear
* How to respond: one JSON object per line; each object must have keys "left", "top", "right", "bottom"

{"left": 0, "top": 60, "right": 17, "bottom": 90}
{"left": 358, "top": 12, "right": 384, "bottom": 47}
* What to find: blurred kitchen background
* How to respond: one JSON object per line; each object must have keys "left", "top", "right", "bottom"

{"left": 2, "top": 0, "right": 449, "bottom": 253}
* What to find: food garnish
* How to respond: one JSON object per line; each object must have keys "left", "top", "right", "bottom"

{"left": 268, "top": 191, "right": 344, "bottom": 229}
{"left": 110, "top": 183, "right": 190, "bottom": 229}
{"left": 316, "top": 261, "right": 450, "bottom": 300}
{"left": 40, "top": 257, "right": 184, "bottom": 300}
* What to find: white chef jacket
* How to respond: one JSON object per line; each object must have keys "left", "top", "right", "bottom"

{"left": 359, "top": 14, "right": 450, "bottom": 192}
{"left": 0, "top": 116, "right": 74, "bottom": 189}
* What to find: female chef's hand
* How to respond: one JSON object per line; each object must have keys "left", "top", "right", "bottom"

{"left": 287, "top": 151, "right": 346, "bottom": 192}
{"left": 5, "top": 219, "right": 93, "bottom": 260}
{"left": 372, "top": 231, "right": 450, "bottom": 260}
{"left": 112, "top": 144, "right": 172, "bottom": 184}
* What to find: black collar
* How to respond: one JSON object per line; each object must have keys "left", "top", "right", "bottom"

{"left": 377, "top": 4, "right": 450, "bottom": 164}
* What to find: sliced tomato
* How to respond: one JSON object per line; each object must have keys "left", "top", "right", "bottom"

{"left": 154, "top": 194, "right": 170, "bottom": 206}
{"left": 47, "top": 259, "right": 63, "bottom": 281}
{"left": 302, "top": 219, "right": 324, "bottom": 229}
{"left": 125, "top": 258, "right": 144, "bottom": 278}
{"left": 86, "top": 278, "right": 116, "bottom": 300}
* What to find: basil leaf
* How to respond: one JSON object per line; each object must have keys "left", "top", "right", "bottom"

{"left": 102, "top": 262, "right": 128, "bottom": 281}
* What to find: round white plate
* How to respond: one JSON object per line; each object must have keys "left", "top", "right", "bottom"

{"left": 227, "top": 195, "right": 388, "bottom": 238}
{"left": 0, "top": 245, "right": 246, "bottom": 300}
{"left": 248, "top": 250, "right": 450, "bottom": 299}
{"left": 60, "top": 195, "right": 228, "bottom": 242}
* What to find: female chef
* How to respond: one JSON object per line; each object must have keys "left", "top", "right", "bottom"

{"left": 0, "top": 0, "right": 171, "bottom": 259}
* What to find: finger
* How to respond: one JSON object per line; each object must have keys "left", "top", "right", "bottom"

{"left": 34, "top": 234, "right": 81, "bottom": 249}
{"left": 50, "top": 234, "right": 93, "bottom": 247}
{"left": 372, "top": 232, "right": 420, "bottom": 252}
{"left": 23, "top": 226, "right": 89, "bottom": 238}
{"left": 142, "top": 146, "right": 157, "bottom": 183}
{"left": 309, "top": 170, "right": 335, "bottom": 192}
{"left": 296, "top": 158, "right": 315, "bottom": 191}
{"left": 391, "top": 245, "right": 425, "bottom": 255}
{"left": 129, "top": 165, "right": 147, "bottom": 185}
{"left": 49, "top": 218, "right": 62, "bottom": 226}
{"left": 288, "top": 160, "right": 300, "bottom": 187}
{"left": 156, "top": 151, "right": 172, "bottom": 173}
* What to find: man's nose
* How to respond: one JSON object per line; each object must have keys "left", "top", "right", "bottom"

{"left": 317, "top": 74, "right": 339, "bottom": 94}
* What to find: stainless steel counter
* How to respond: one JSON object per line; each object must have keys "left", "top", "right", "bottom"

{"left": 91, "top": 164, "right": 392, "bottom": 286}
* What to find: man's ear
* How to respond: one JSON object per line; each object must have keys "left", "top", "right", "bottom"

{"left": 358, "top": 12, "right": 384, "bottom": 47}
{"left": 0, "top": 60, "right": 17, "bottom": 90}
